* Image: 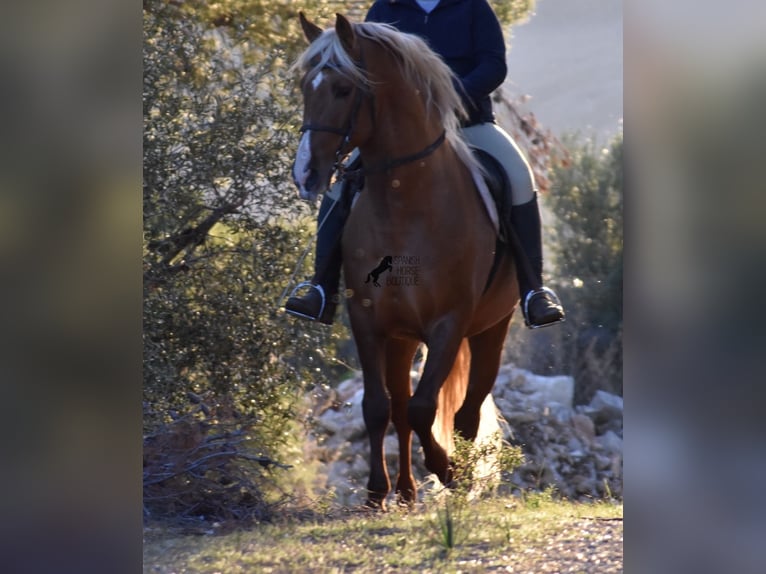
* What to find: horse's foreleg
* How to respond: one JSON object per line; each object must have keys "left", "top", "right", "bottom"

{"left": 350, "top": 321, "right": 391, "bottom": 509}
{"left": 408, "top": 322, "right": 466, "bottom": 484}
{"left": 362, "top": 382, "right": 391, "bottom": 509}
{"left": 385, "top": 339, "right": 420, "bottom": 505}
{"left": 455, "top": 314, "right": 513, "bottom": 440}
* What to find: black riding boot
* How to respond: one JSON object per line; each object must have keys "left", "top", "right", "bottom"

{"left": 285, "top": 193, "right": 347, "bottom": 325}
{"left": 509, "top": 194, "right": 565, "bottom": 328}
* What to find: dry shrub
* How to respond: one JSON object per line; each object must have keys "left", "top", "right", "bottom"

{"left": 143, "top": 399, "right": 292, "bottom": 530}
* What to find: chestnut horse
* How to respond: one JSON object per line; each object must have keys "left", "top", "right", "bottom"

{"left": 293, "top": 13, "right": 519, "bottom": 509}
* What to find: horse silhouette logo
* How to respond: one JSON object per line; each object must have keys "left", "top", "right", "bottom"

{"left": 365, "top": 256, "right": 393, "bottom": 287}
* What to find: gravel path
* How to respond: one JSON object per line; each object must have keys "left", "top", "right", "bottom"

{"left": 508, "top": 517, "right": 623, "bottom": 573}
{"left": 445, "top": 516, "right": 623, "bottom": 573}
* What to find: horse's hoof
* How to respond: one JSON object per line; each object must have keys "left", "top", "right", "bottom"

{"left": 445, "top": 471, "right": 455, "bottom": 487}
{"left": 395, "top": 490, "right": 416, "bottom": 509}
{"left": 364, "top": 497, "right": 387, "bottom": 512}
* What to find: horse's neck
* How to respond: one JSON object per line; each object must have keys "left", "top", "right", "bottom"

{"left": 358, "top": 87, "right": 466, "bottom": 214}
{"left": 361, "top": 116, "right": 443, "bottom": 166}
{"left": 357, "top": 124, "right": 471, "bottom": 238}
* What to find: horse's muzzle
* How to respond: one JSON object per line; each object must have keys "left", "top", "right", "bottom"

{"left": 292, "top": 132, "right": 331, "bottom": 201}
{"left": 293, "top": 167, "right": 323, "bottom": 202}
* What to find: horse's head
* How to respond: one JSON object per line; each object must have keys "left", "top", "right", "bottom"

{"left": 292, "top": 13, "right": 374, "bottom": 201}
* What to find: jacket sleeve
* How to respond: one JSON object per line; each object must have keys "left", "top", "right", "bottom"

{"left": 364, "top": 2, "right": 381, "bottom": 22}
{"left": 458, "top": 0, "right": 508, "bottom": 104}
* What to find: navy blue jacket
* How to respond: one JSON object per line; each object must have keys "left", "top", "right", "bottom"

{"left": 365, "top": 0, "right": 507, "bottom": 125}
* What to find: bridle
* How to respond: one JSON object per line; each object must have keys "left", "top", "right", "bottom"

{"left": 299, "top": 47, "right": 374, "bottom": 177}
{"left": 299, "top": 43, "right": 446, "bottom": 184}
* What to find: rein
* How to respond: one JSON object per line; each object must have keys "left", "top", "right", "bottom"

{"left": 342, "top": 130, "right": 446, "bottom": 181}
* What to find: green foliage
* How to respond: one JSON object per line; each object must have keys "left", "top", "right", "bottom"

{"left": 144, "top": 223, "right": 316, "bottom": 429}
{"left": 143, "top": 1, "right": 347, "bottom": 523}
{"left": 519, "top": 485, "right": 557, "bottom": 509}
{"left": 449, "top": 432, "right": 524, "bottom": 489}
{"left": 170, "top": 0, "right": 538, "bottom": 37}
{"left": 425, "top": 433, "right": 525, "bottom": 552}
{"left": 548, "top": 134, "right": 623, "bottom": 399}
{"left": 549, "top": 135, "right": 623, "bottom": 333}
{"left": 430, "top": 492, "right": 464, "bottom": 552}
{"left": 144, "top": 0, "right": 330, "bottom": 61}
{"left": 297, "top": 1, "right": 535, "bottom": 29}
{"left": 490, "top": 0, "right": 536, "bottom": 27}
{"left": 505, "top": 134, "right": 623, "bottom": 401}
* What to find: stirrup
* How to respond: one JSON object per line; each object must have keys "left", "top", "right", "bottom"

{"left": 285, "top": 281, "right": 326, "bottom": 321}
{"left": 523, "top": 287, "right": 565, "bottom": 329}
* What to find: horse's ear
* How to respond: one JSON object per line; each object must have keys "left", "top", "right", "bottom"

{"left": 335, "top": 13, "right": 357, "bottom": 54}
{"left": 299, "top": 11, "right": 323, "bottom": 44}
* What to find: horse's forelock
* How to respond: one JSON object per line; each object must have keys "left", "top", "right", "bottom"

{"left": 294, "top": 29, "right": 368, "bottom": 88}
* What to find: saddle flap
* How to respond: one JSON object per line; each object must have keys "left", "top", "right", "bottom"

{"left": 470, "top": 149, "right": 513, "bottom": 242}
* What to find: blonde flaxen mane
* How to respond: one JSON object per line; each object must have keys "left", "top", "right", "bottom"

{"left": 295, "top": 20, "right": 480, "bottom": 171}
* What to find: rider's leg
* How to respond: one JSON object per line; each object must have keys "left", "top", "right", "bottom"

{"left": 285, "top": 152, "right": 360, "bottom": 325}
{"left": 284, "top": 193, "right": 346, "bottom": 324}
{"left": 461, "top": 123, "right": 564, "bottom": 328}
{"left": 509, "top": 192, "right": 565, "bottom": 327}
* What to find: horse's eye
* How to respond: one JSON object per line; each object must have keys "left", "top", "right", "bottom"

{"left": 332, "top": 84, "right": 352, "bottom": 99}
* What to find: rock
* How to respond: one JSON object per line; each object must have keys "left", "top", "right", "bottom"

{"left": 594, "top": 453, "right": 613, "bottom": 471}
{"left": 494, "top": 364, "right": 524, "bottom": 390}
{"left": 336, "top": 376, "right": 361, "bottom": 401}
{"left": 610, "top": 454, "right": 623, "bottom": 478}
{"left": 550, "top": 406, "right": 573, "bottom": 424}
{"left": 514, "top": 373, "right": 575, "bottom": 411}
{"left": 516, "top": 461, "right": 557, "bottom": 487}
{"left": 350, "top": 455, "right": 370, "bottom": 478}
{"left": 591, "top": 390, "right": 623, "bottom": 412}
{"left": 315, "top": 387, "right": 366, "bottom": 440}
{"left": 581, "top": 390, "right": 623, "bottom": 424}
{"left": 566, "top": 437, "right": 584, "bottom": 455}
{"left": 572, "top": 473, "right": 596, "bottom": 495}
{"left": 314, "top": 410, "right": 343, "bottom": 436}
{"left": 305, "top": 364, "right": 622, "bottom": 504}
{"left": 595, "top": 430, "right": 623, "bottom": 454}
{"left": 504, "top": 410, "right": 540, "bottom": 425}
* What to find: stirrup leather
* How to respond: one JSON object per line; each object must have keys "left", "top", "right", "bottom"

{"left": 523, "top": 287, "right": 565, "bottom": 329}
{"left": 285, "top": 281, "right": 326, "bottom": 321}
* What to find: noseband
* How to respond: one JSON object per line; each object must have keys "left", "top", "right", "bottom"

{"left": 299, "top": 43, "right": 446, "bottom": 181}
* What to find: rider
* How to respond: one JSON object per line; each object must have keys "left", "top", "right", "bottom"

{"left": 285, "top": 0, "right": 565, "bottom": 328}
